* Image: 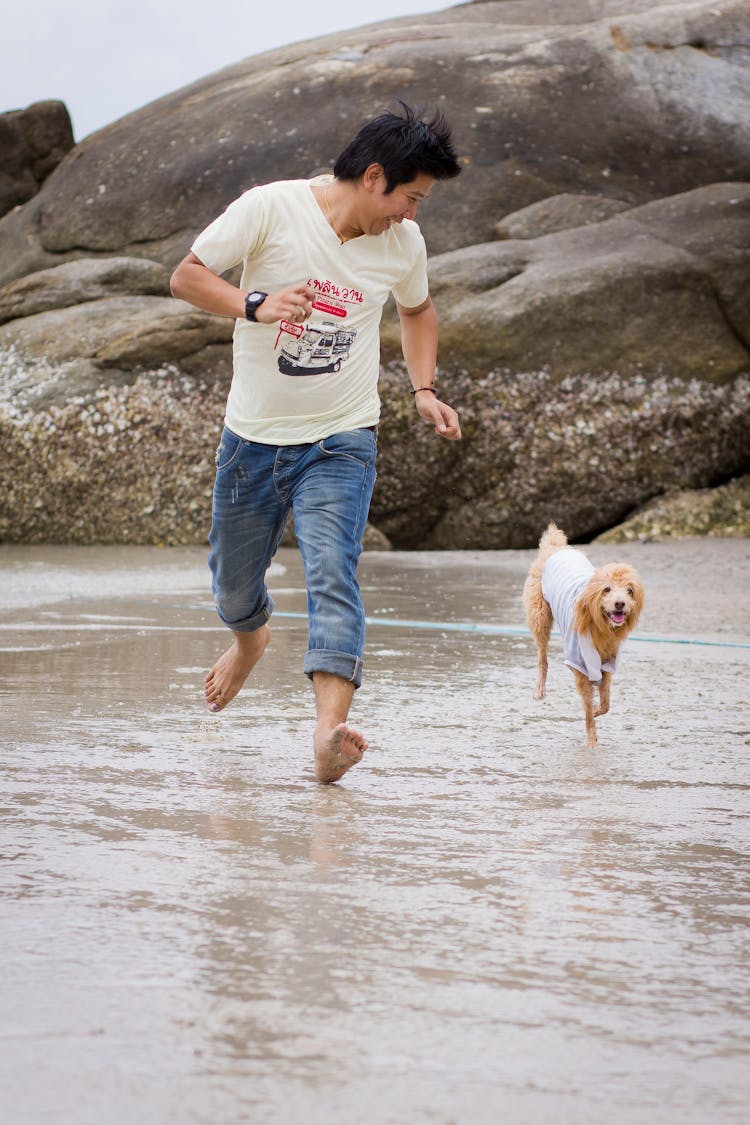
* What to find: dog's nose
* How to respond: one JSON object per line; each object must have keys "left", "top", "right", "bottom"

{"left": 614, "top": 600, "right": 625, "bottom": 612}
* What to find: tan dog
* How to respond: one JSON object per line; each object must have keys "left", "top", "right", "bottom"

{"left": 523, "top": 522, "right": 644, "bottom": 747}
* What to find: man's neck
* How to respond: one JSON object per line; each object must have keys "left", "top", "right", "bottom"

{"left": 316, "top": 179, "right": 364, "bottom": 243}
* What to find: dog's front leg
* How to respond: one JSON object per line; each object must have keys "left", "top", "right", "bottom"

{"left": 594, "top": 671, "right": 611, "bottom": 718}
{"left": 573, "top": 670, "right": 598, "bottom": 747}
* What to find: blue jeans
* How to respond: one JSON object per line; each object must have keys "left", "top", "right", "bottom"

{"left": 208, "top": 425, "right": 378, "bottom": 688}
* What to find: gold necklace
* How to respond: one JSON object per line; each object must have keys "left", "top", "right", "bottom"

{"left": 324, "top": 185, "right": 347, "bottom": 244}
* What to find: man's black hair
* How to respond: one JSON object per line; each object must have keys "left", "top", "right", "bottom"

{"left": 333, "top": 101, "right": 461, "bottom": 192}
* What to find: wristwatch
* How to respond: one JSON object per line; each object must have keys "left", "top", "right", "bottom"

{"left": 244, "top": 290, "right": 268, "bottom": 321}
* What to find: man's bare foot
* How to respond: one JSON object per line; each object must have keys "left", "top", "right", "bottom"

{"left": 204, "top": 624, "right": 270, "bottom": 712}
{"left": 314, "top": 723, "right": 368, "bottom": 784}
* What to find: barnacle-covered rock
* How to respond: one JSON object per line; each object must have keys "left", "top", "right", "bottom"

{"left": 372, "top": 367, "right": 750, "bottom": 548}
{"left": 595, "top": 476, "right": 750, "bottom": 542}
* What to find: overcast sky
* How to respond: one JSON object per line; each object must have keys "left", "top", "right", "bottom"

{"left": 1, "top": 0, "right": 463, "bottom": 141}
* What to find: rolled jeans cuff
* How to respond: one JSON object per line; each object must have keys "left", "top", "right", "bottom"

{"left": 216, "top": 594, "right": 275, "bottom": 634}
{"left": 304, "top": 649, "right": 363, "bottom": 689}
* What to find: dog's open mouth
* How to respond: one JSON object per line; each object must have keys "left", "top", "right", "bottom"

{"left": 607, "top": 610, "right": 627, "bottom": 626}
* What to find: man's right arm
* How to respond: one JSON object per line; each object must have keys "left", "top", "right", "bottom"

{"left": 170, "top": 253, "right": 247, "bottom": 319}
{"left": 170, "top": 253, "right": 314, "bottom": 324}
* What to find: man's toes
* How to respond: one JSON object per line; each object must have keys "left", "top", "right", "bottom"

{"left": 340, "top": 726, "right": 366, "bottom": 754}
{"left": 346, "top": 735, "right": 367, "bottom": 760}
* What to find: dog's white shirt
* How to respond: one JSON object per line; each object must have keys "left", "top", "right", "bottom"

{"left": 541, "top": 548, "right": 621, "bottom": 683}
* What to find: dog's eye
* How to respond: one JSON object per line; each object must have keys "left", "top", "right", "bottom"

{"left": 603, "top": 586, "right": 611, "bottom": 593}
{"left": 627, "top": 587, "right": 634, "bottom": 596}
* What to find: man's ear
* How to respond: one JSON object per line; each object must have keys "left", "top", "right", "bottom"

{"left": 362, "top": 163, "right": 385, "bottom": 191}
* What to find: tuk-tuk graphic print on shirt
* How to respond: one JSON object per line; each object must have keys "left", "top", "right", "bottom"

{"left": 275, "top": 275, "right": 361, "bottom": 377}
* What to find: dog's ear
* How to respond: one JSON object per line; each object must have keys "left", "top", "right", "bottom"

{"left": 621, "top": 566, "right": 644, "bottom": 631}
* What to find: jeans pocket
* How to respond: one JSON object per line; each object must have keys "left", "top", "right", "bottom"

{"left": 214, "top": 428, "right": 244, "bottom": 472}
{"left": 318, "top": 428, "right": 377, "bottom": 468}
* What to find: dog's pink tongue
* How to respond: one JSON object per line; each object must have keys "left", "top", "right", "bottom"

{"left": 611, "top": 612, "right": 625, "bottom": 625}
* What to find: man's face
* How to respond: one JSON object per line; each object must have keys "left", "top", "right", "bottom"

{"left": 363, "top": 171, "right": 435, "bottom": 235}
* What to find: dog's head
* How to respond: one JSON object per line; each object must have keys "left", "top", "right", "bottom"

{"left": 575, "top": 563, "right": 644, "bottom": 640}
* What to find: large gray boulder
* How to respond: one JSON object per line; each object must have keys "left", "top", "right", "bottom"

{"left": 494, "top": 194, "right": 632, "bottom": 240}
{"left": 0, "top": 288, "right": 232, "bottom": 407}
{"left": 0, "top": 100, "right": 74, "bottom": 218}
{"left": 411, "top": 182, "right": 750, "bottom": 380}
{"left": 0, "top": 0, "right": 747, "bottom": 284}
{"left": 0, "top": 256, "right": 170, "bottom": 324}
{"left": 0, "top": 256, "right": 232, "bottom": 407}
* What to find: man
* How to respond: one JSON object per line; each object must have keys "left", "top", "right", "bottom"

{"left": 170, "top": 102, "right": 462, "bottom": 783}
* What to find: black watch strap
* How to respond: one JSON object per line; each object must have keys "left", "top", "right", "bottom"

{"left": 244, "top": 291, "right": 268, "bottom": 321}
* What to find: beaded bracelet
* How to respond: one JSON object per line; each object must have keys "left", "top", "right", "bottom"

{"left": 410, "top": 386, "right": 437, "bottom": 396}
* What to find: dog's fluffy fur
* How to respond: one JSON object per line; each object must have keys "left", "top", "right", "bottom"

{"left": 523, "top": 522, "right": 644, "bottom": 747}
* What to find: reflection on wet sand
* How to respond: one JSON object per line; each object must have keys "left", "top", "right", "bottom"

{"left": 1, "top": 542, "right": 749, "bottom": 1124}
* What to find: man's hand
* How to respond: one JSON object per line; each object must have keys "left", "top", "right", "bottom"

{"left": 414, "top": 389, "right": 462, "bottom": 440}
{"left": 256, "top": 283, "right": 316, "bottom": 325}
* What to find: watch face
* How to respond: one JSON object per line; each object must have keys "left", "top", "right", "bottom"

{"left": 245, "top": 291, "right": 267, "bottom": 320}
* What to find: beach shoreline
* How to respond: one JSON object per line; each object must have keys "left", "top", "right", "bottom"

{"left": 2, "top": 539, "right": 749, "bottom": 1124}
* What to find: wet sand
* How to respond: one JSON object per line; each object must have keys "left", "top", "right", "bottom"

{"left": 2, "top": 539, "right": 749, "bottom": 1124}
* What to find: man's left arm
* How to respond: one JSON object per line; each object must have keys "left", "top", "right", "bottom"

{"left": 397, "top": 297, "right": 461, "bottom": 440}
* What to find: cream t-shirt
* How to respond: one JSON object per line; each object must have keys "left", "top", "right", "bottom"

{"left": 191, "top": 177, "right": 429, "bottom": 444}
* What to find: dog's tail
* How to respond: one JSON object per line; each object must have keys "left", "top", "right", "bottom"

{"left": 538, "top": 521, "right": 568, "bottom": 552}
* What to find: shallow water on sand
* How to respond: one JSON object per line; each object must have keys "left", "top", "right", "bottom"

{"left": 1, "top": 541, "right": 749, "bottom": 1124}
